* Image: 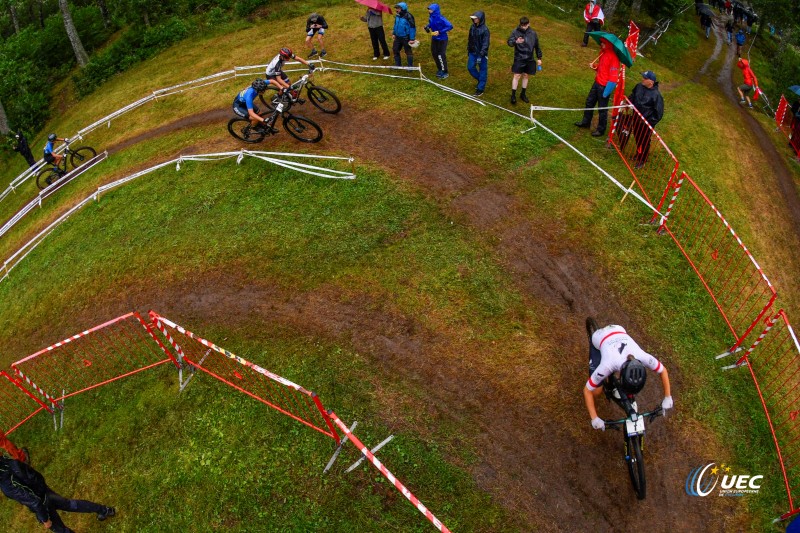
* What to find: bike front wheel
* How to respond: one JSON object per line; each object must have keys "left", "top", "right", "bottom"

{"left": 227, "top": 118, "right": 267, "bottom": 143}
{"left": 282, "top": 115, "right": 323, "bottom": 143}
{"left": 626, "top": 435, "right": 646, "bottom": 500}
{"left": 258, "top": 87, "right": 280, "bottom": 112}
{"left": 307, "top": 86, "right": 341, "bottom": 114}
{"left": 69, "top": 146, "right": 97, "bottom": 169}
{"left": 36, "top": 169, "right": 62, "bottom": 190}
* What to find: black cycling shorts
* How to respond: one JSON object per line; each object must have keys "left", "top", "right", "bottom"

{"left": 43, "top": 152, "right": 55, "bottom": 164}
{"left": 233, "top": 101, "right": 260, "bottom": 118}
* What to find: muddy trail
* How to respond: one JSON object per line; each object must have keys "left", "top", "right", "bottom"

{"left": 24, "top": 98, "right": 745, "bottom": 532}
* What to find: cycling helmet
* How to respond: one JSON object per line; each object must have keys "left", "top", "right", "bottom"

{"left": 251, "top": 78, "right": 268, "bottom": 92}
{"left": 279, "top": 47, "right": 293, "bottom": 59}
{"left": 47, "top": 133, "right": 57, "bottom": 142}
{"left": 620, "top": 358, "right": 647, "bottom": 394}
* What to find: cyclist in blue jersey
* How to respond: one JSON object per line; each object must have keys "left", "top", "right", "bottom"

{"left": 43, "top": 133, "right": 67, "bottom": 174}
{"left": 232, "top": 79, "right": 275, "bottom": 130}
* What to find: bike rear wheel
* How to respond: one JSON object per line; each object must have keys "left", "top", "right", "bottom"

{"left": 36, "top": 168, "right": 62, "bottom": 190}
{"left": 69, "top": 146, "right": 97, "bottom": 169}
{"left": 282, "top": 115, "right": 323, "bottom": 143}
{"left": 626, "top": 435, "right": 646, "bottom": 500}
{"left": 307, "top": 86, "right": 341, "bottom": 114}
{"left": 227, "top": 118, "right": 267, "bottom": 143}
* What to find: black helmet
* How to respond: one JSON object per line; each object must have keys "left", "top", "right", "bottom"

{"left": 620, "top": 358, "right": 647, "bottom": 394}
{"left": 251, "top": 78, "right": 268, "bottom": 92}
{"left": 47, "top": 133, "right": 57, "bottom": 142}
{"left": 279, "top": 47, "right": 293, "bottom": 59}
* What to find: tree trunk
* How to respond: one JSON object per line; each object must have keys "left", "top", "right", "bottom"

{"left": 97, "top": 0, "right": 110, "bottom": 27}
{"left": 38, "top": 0, "right": 45, "bottom": 29}
{"left": 59, "top": 0, "right": 89, "bottom": 67}
{"left": 604, "top": 0, "right": 620, "bottom": 22}
{"left": 0, "top": 99, "right": 10, "bottom": 135}
{"left": 143, "top": 10, "right": 150, "bottom": 27}
{"left": 9, "top": 2, "right": 20, "bottom": 34}
{"left": 631, "top": 0, "right": 642, "bottom": 16}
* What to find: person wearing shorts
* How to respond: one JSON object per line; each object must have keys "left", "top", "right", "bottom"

{"left": 736, "top": 58, "right": 757, "bottom": 108}
{"left": 506, "top": 16, "right": 542, "bottom": 104}
{"left": 306, "top": 13, "right": 328, "bottom": 58}
{"left": 43, "top": 133, "right": 67, "bottom": 173}
{"left": 232, "top": 79, "right": 271, "bottom": 129}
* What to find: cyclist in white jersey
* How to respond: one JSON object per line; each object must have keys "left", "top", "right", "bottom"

{"left": 584, "top": 321, "right": 673, "bottom": 430}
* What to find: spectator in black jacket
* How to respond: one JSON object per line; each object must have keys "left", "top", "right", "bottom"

{"left": 0, "top": 456, "right": 115, "bottom": 533}
{"left": 621, "top": 70, "right": 664, "bottom": 168}
{"left": 306, "top": 13, "right": 329, "bottom": 58}
{"left": 507, "top": 17, "right": 542, "bottom": 104}
{"left": 467, "top": 11, "right": 490, "bottom": 97}
{"left": 12, "top": 130, "right": 36, "bottom": 167}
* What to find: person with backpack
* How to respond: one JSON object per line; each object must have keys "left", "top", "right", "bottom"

{"left": 467, "top": 11, "right": 490, "bottom": 97}
{"left": 0, "top": 456, "right": 115, "bottom": 533}
{"left": 424, "top": 4, "right": 453, "bottom": 79}
{"left": 506, "top": 16, "right": 542, "bottom": 104}
{"left": 391, "top": 2, "right": 417, "bottom": 67}
{"left": 305, "top": 13, "right": 329, "bottom": 58}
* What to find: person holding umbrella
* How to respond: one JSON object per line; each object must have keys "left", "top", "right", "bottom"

{"left": 424, "top": 4, "right": 453, "bottom": 79}
{"left": 582, "top": 0, "right": 604, "bottom": 47}
{"left": 575, "top": 33, "right": 629, "bottom": 137}
{"left": 359, "top": 0, "right": 392, "bottom": 60}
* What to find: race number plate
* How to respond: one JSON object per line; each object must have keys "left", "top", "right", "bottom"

{"left": 625, "top": 417, "right": 645, "bottom": 436}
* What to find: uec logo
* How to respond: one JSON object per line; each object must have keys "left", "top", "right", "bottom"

{"left": 686, "top": 463, "right": 763, "bottom": 497}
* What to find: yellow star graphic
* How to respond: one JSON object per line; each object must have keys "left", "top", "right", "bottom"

{"left": 711, "top": 466, "right": 719, "bottom": 475}
{"left": 720, "top": 463, "right": 726, "bottom": 470}
{"left": 725, "top": 466, "right": 732, "bottom": 473}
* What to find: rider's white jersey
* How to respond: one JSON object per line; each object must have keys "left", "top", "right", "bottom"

{"left": 586, "top": 325, "right": 664, "bottom": 391}
{"left": 265, "top": 55, "right": 285, "bottom": 78}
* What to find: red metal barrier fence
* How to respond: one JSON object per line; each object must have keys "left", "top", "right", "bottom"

{"left": 728, "top": 309, "right": 800, "bottom": 520}
{"left": 11, "top": 312, "right": 178, "bottom": 409}
{"left": 0, "top": 371, "right": 50, "bottom": 434}
{"left": 660, "top": 171, "right": 776, "bottom": 350}
{"left": 149, "top": 311, "right": 340, "bottom": 444}
{"left": 775, "top": 94, "right": 800, "bottom": 158}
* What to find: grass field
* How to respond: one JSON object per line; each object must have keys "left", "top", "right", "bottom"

{"left": 1, "top": 1, "right": 799, "bottom": 531}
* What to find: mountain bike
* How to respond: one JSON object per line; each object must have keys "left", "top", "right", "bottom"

{"left": 36, "top": 141, "right": 97, "bottom": 190}
{"left": 227, "top": 91, "right": 323, "bottom": 144}
{"left": 258, "top": 73, "right": 341, "bottom": 115}
{"left": 603, "top": 375, "right": 664, "bottom": 500}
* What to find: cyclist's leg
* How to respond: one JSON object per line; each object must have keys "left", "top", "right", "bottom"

{"left": 585, "top": 318, "right": 600, "bottom": 375}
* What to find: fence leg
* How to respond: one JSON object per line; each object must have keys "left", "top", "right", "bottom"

{"left": 60, "top": 391, "right": 65, "bottom": 430}
{"left": 346, "top": 434, "right": 395, "bottom": 473}
{"left": 324, "top": 420, "right": 357, "bottom": 474}
{"left": 179, "top": 348, "right": 211, "bottom": 393}
{"left": 620, "top": 180, "right": 636, "bottom": 204}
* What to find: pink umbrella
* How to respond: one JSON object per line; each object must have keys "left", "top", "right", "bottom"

{"left": 355, "top": 0, "right": 392, "bottom": 14}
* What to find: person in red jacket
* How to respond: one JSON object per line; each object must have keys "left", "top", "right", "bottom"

{"left": 0, "top": 430, "right": 29, "bottom": 464}
{"left": 736, "top": 58, "right": 758, "bottom": 108}
{"left": 575, "top": 37, "right": 620, "bottom": 137}
{"left": 582, "top": 0, "right": 604, "bottom": 47}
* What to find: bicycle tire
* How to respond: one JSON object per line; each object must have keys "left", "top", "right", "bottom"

{"left": 626, "top": 435, "right": 646, "bottom": 500}
{"left": 36, "top": 168, "right": 62, "bottom": 190}
{"left": 227, "top": 117, "right": 267, "bottom": 143}
{"left": 69, "top": 146, "right": 97, "bottom": 169}
{"left": 258, "top": 87, "right": 280, "bottom": 112}
{"left": 307, "top": 86, "right": 341, "bottom": 114}
{"left": 282, "top": 115, "right": 323, "bottom": 143}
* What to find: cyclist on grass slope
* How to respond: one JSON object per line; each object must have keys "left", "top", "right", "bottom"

{"left": 232, "top": 79, "right": 276, "bottom": 131}
{"left": 43, "top": 133, "right": 67, "bottom": 174}
{"left": 583, "top": 320, "right": 673, "bottom": 430}
{"left": 265, "top": 47, "right": 315, "bottom": 99}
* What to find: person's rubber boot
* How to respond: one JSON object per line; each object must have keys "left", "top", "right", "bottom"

{"left": 575, "top": 121, "right": 590, "bottom": 128}
{"left": 320, "top": 49, "right": 327, "bottom": 58}
{"left": 510, "top": 90, "right": 517, "bottom": 104}
{"left": 97, "top": 507, "right": 116, "bottom": 521}
{"left": 591, "top": 129, "right": 605, "bottom": 137}
{"left": 520, "top": 89, "right": 529, "bottom": 103}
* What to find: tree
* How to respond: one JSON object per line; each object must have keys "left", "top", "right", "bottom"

{"left": 604, "top": 0, "right": 621, "bottom": 22}
{"left": 97, "top": 0, "right": 111, "bottom": 28}
{"left": 0, "top": 98, "right": 9, "bottom": 135}
{"left": 6, "top": 0, "right": 20, "bottom": 34}
{"left": 58, "top": 0, "right": 88, "bottom": 66}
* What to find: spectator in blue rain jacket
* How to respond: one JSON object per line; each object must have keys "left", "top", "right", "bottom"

{"left": 391, "top": 2, "right": 417, "bottom": 67}
{"left": 425, "top": 4, "right": 454, "bottom": 79}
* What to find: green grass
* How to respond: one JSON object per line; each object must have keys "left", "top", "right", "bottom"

{"left": 0, "top": 0, "right": 799, "bottom": 530}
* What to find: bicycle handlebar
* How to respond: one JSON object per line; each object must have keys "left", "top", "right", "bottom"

{"left": 604, "top": 406, "right": 664, "bottom": 428}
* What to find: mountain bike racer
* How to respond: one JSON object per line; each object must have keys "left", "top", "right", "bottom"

{"left": 265, "top": 47, "right": 316, "bottom": 98}
{"left": 232, "top": 79, "right": 273, "bottom": 128}
{"left": 43, "top": 133, "right": 67, "bottom": 174}
{"left": 583, "top": 321, "right": 673, "bottom": 430}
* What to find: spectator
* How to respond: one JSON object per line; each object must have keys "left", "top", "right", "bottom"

{"left": 467, "top": 11, "right": 490, "bottom": 97}
{"left": 582, "top": 0, "right": 604, "bottom": 47}
{"left": 745, "top": 11, "right": 755, "bottom": 34}
{"left": 725, "top": 17, "right": 734, "bottom": 44}
{"left": 574, "top": 37, "right": 620, "bottom": 137}
{"left": 0, "top": 456, "right": 115, "bottom": 533}
{"left": 361, "top": 7, "right": 391, "bottom": 60}
{"left": 700, "top": 12, "right": 713, "bottom": 39}
{"left": 736, "top": 58, "right": 758, "bottom": 108}
{"left": 735, "top": 28, "right": 746, "bottom": 57}
{"left": 12, "top": 130, "right": 35, "bottom": 167}
{"left": 724, "top": 0, "right": 732, "bottom": 14}
{"left": 391, "top": 2, "right": 417, "bottom": 67}
{"left": 306, "top": 13, "right": 329, "bottom": 58}
{"left": 0, "top": 430, "right": 29, "bottom": 463}
{"left": 621, "top": 71, "right": 664, "bottom": 168}
{"left": 424, "top": 4, "right": 453, "bottom": 79}
{"left": 506, "top": 16, "right": 542, "bottom": 105}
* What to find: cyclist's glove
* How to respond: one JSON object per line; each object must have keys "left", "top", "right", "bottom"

{"left": 661, "top": 395, "right": 673, "bottom": 412}
{"left": 309, "top": 64, "right": 317, "bottom": 73}
{"left": 591, "top": 417, "right": 605, "bottom": 431}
